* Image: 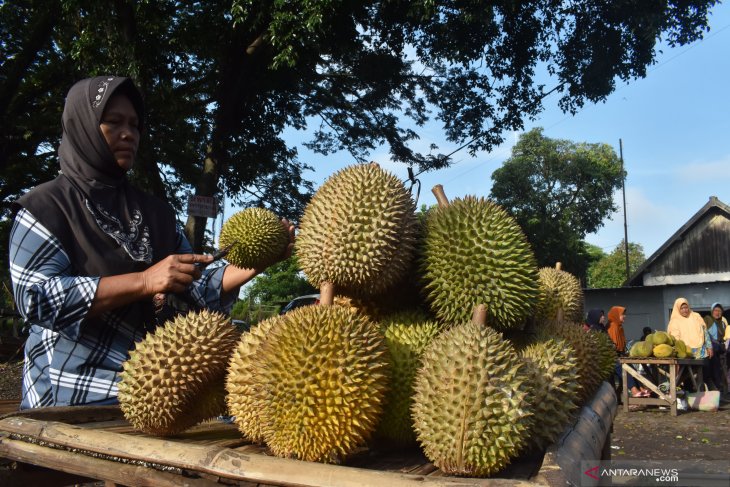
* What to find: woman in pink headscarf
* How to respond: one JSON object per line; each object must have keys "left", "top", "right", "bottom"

{"left": 667, "top": 298, "right": 712, "bottom": 359}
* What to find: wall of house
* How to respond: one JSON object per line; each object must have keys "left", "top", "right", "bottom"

{"left": 584, "top": 281, "right": 730, "bottom": 344}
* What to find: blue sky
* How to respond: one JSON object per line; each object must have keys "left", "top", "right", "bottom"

{"left": 224, "top": 3, "right": 730, "bottom": 261}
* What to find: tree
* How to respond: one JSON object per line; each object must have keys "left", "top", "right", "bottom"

{"left": 490, "top": 128, "right": 624, "bottom": 280}
{"left": 588, "top": 240, "right": 646, "bottom": 288}
{"left": 241, "top": 256, "right": 316, "bottom": 306}
{"left": 1, "top": 0, "right": 718, "bottom": 254}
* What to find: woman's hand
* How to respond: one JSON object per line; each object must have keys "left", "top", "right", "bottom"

{"left": 141, "top": 254, "right": 213, "bottom": 295}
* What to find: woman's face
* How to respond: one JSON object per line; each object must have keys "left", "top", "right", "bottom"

{"left": 100, "top": 94, "right": 139, "bottom": 171}
{"left": 679, "top": 303, "right": 690, "bottom": 318}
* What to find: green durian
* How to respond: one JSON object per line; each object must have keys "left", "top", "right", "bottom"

{"left": 118, "top": 310, "right": 239, "bottom": 436}
{"left": 219, "top": 207, "right": 288, "bottom": 269}
{"left": 521, "top": 339, "right": 580, "bottom": 450}
{"left": 539, "top": 321, "right": 601, "bottom": 404}
{"left": 644, "top": 333, "right": 655, "bottom": 346}
{"left": 412, "top": 322, "right": 532, "bottom": 477}
{"left": 653, "top": 343, "right": 675, "bottom": 358}
{"left": 376, "top": 311, "right": 442, "bottom": 444}
{"left": 258, "top": 305, "right": 389, "bottom": 463}
{"left": 652, "top": 331, "right": 671, "bottom": 346}
{"left": 590, "top": 330, "right": 618, "bottom": 382}
{"left": 226, "top": 316, "right": 279, "bottom": 443}
{"left": 296, "top": 162, "right": 418, "bottom": 297}
{"left": 535, "top": 266, "right": 584, "bottom": 323}
{"left": 674, "top": 339, "right": 688, "bottom": 358}
{"left": 421, "top": 196, "right": 539, "bottom": 329}
{"left": 629, "top": 341, "right": 653, "bottom": 358}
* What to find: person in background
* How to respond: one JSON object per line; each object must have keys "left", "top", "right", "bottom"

{"left": 641, "top": 326, "right": 653, "bottom": 341}
{"left": 667, "top": 298, "right": 712, "bottom": 360}
{"left": 704, "top": 303, "right": 727, "bottom": 391}
{"left": 606, "top": 306, "right": 648, "bottom": 397}
{"left": 607, "top": 306, "right": 627, "bottom": 354}
{"left": 584, "top": 309, "right": 607, "bottom": 333}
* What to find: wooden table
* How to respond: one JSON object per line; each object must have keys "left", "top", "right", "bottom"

{"left": 0, "top": 405, "right": 546, "bottom": 486}
{"left": 619, "top": 357, "right": 705, "bottom": 416}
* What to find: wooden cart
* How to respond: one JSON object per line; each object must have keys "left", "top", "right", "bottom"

{"left": 0, "top": 382, "right": 618, "bottom": 487}
{"left": 619, "top": 357, "right": 704, "bottom": 416}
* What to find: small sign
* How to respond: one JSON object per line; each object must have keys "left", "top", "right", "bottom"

{"left": 187, "top": 195, "right": 218, "bottom": 218}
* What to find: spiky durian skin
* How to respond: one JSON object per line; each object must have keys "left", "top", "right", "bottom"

{"left": 590, "top": 330, "right": 618, "bottom": 382}
{"left": 296, "top": 163, "right": 418, "bottom": 297}
{"left": 521, "top": 339, "right": 580, "bottom": 450}
{"left": 118, "top": 310, "right": 239, "bottom": 436}
{"left": 412, "top": 322, "right": 532, "bottom": 477}
{"left": 226, "top": 316, "right": 279, "bottom": 443}
{"left": 376, "top": 312, "right": 442, "bottom": 444}
{"left": 219, "top": 207, "right": 288, "bottom": 269}
{"left": 539, "top": 321, "right": 599, "bottom": 404}
{"left": 421, "top": 197, "right": 539, "bottom": 330}
{"left": 535, "top": 267, "right": 584, "bottom": 323}
{"left": 259, "top": 305, "right": 390, "bottom": 463}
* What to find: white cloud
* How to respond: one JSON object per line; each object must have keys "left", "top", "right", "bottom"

{"left": 675, "top": 155, "right": 730, "bottom": 183}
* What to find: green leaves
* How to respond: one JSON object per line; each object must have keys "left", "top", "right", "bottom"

{"left": 490, "top": 128, "right": 625, "bottom": 281}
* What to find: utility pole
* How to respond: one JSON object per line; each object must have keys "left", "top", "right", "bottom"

{"left": 619, "top": 139, "right": 630, "bottom": 284}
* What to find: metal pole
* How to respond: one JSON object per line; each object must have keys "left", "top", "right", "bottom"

{"left": 620, "top": 139, "right": 630, "bottom": 284}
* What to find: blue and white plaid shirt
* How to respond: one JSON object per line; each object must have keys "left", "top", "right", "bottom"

{"left": 9, "top": 208, "right": 234, "bottom": 409}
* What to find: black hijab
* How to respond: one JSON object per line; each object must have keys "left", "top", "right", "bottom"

{"left": 585, "top": 309, "right": 606, "bottom": 333}
{"left": 16, "top": 76, "right": 177, "bottom": 278}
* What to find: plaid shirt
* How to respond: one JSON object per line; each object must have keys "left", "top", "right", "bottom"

{"left": 10, "top": 208, "right": 234, "bottom": 409}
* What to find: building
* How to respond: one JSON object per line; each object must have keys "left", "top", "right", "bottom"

{"left": 585, "top": 196, "right": 730, "bottom": 340}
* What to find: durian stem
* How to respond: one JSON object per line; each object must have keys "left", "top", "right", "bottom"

{"left": 320, "top": 282, "right": 335, "bottom": 306}
{"left": 555, "top": 262, "right": 562, "bottom": 271}
{"left": 471, "top": 304, "right": 487, "bottom": 326}
{"left": 432, "top": 185, "right": 450, "bottom": 208}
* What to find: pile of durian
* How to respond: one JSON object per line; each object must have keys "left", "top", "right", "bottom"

{"left": 117, "top": 162, "right": 615, "bottom": 477}
{"left": 629, "top": 331, "right": 689, "bottom": 358}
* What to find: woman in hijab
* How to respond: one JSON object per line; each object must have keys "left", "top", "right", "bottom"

{"left": 9, "top": 76, "right": 293, "bottom": 409}
{"left": 584, "top": 309, "right": 607, "bottom": 333}
{"left": 606, "top": 306, "right": 627, "bottom": 354}
{"left": 667, "top": 298, "right": 712, "bottom": 359}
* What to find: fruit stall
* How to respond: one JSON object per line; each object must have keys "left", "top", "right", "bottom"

{"left": 2, "top": 171, "right": 623, "bottom": 486}
{"left": 620, "top": 357, "right": 705, "bottom": 416}
{"left": 0, "top": 382, "right": 616, "bottom": 486}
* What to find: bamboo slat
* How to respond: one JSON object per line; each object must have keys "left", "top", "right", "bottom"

{"left": 0, "top": 416, "right": 542, "bottom": 487}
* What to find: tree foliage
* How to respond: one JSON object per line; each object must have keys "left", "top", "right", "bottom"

{"left": 490, "top": 128, "right": 624, "bottom": 280}
{"left": 587, "top": 240, "right": 646, "bottom": 288}
{"left": 1, "top": 0, "right": 718, "bottom": 254}
{"left": 241, "top": 256, "right": 316, "bottom": 306}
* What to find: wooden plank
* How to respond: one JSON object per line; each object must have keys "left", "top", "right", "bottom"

{"left": 0, "top": 436, "right": 220, "bottom": 487}
{"left": 0, "top": 400, "right": 20, "bottom": 416}
{"left": 0, "top": 417, "right": 541, "bottom": 487}
{"left": 0, "top": 404, "right": 123, "bottom": 423}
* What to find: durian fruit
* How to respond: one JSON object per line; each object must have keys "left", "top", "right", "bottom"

{"left": 644, "top": 333, "right": 655, "bottom": 346}
{"left": 412, "top": 321, "right": 532, "bottom": 477}
{"left": 118, "top": 310, "right": 239, "bottom": 436}
{"left": 590, "top": 331, "right": 618, "bottom": 382}
{"left": 521, "top": 339, "right": 580, "bottom": 451}
{"left": 653, "top": 343, "right": 675, "bottom": 358}
{"left": 539, "top": 321, "right": 601, "bottom": 403}
{"left": 674, "top": 339, "right": 688, "bottom": 358}
{"left": 535, "top": 265, "right": 584, "bottom": 323}
{"left": 376, "top": 311, "right": 442, "bottom": 444}
{"left": 296, "top": 162, "right": 418, "bottom": 297}
{"left": 421, "top": 191, "right": 539, "bottom": 329}
{"left": 651, "top": 331, "right": 671, "bottom": 346}
{"left": 629, "top": 341, "right": 653, "bottom": 358}
{"left": 258, "top": 305, "right": 389, "bottom": 463}
{"left": 226, "top": 316, "right": 279, "bottom": 443}
{"left": 219, "top": 207, "right": 288, "bottom": 269}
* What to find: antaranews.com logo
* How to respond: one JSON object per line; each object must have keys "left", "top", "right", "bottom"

{"left": 580, "top": 460, "right": 729, "bottom": 486}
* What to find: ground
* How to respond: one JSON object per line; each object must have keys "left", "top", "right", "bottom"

{"left": 0, "top": 360, "right": 22, "bottom": 401}
{"left": 611, "top": 397, "right": 730, "bottom": 466}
